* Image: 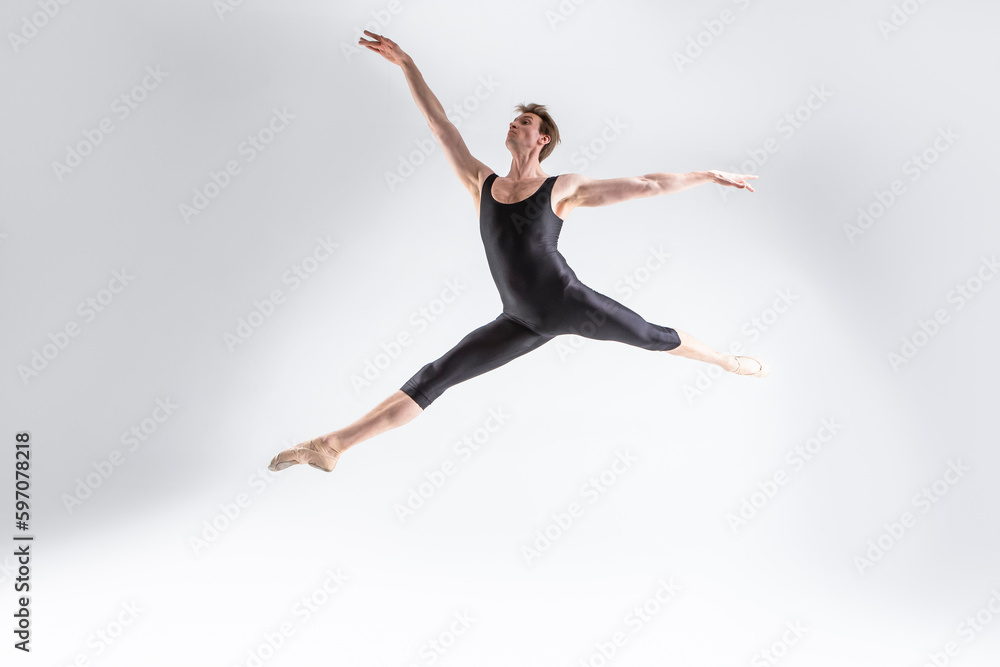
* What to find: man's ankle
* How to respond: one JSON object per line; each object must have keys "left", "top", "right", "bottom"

{"left": 324, "top": 434, "right": 347, "bottom": 455}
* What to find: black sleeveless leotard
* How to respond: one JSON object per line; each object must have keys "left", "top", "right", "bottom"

{"left": 400, "top": 172, "right": 680, "bottom": 409}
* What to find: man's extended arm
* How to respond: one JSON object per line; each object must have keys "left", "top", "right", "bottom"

{"left": 567, "top": 170, "right": 757, "bottom": 209}
{"left": 398, "top": 57, "right": 449, "bottom": 131}
{"left": 358, "top": 31, "right": 487, "bottom": 195}
{"left": 646, "top": 171, "right": 717, "bottom": 195}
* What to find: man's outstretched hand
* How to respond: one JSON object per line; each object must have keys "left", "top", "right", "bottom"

{"left": 358, "top": 30, "right": 409, "bottom": 66}
{"left": 707, "top": 170, "right": 758, "bottom": 192}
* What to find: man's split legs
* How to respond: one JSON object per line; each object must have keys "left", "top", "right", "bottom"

{"left": 268, "top": 328, "right": 768, "bottom": 473}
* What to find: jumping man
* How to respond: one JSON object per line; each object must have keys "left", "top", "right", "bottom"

{"left": 268, "top": 31, "right": 767, "bottom": 473}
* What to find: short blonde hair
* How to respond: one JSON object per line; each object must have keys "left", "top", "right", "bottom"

{"left": 514, "top": 102, "right": 561, "bottom": 162}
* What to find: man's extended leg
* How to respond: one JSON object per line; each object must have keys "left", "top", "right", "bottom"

{"left": 558, "top": 284, "right": 768, "bottom": 376}
{"left": 269, "top": 313, "right": 552, "bottom": 472}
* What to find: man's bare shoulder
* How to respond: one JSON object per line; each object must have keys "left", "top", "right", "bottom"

{"left": 469, "top": 165, "right": 495, "bottom": 198}
{"left": 553, "top": 172, "right": 585, "bottom": 201}
{"left": 551, "top": 173, "right": 586, "bottom": 220}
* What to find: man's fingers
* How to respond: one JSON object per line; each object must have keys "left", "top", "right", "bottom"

{"left": 708, "top": 170, "right": 756, "bottom": 190}
{"left": 361, "top": 29, "right": 395, "bottom": 45}
{"left": 365, "top": 30, "right": 398, "bottom": 48}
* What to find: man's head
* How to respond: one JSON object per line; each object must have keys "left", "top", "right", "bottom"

{"left": 507, "top": 102, "right": 561, "bottom": 163}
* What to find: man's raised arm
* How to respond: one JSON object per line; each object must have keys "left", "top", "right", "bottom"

{"left": 358, "top": 31, "right": 487, "bottom": 196}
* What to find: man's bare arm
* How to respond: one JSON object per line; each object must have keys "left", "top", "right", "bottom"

{"left": 358, "top": 31, "right": 488, "bottom": 196}
{"left": 566, "top": 170, "right": 758, "bottom": 209}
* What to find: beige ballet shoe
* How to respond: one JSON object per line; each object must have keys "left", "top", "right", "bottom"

{"left": 732, "top": 355, "right": 770, "bottom": 378}
{"left": 268, "top": 437, "right": 340, "bottom": 473}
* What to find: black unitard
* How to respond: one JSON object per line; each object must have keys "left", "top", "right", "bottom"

{"left": 400, "top": 172, "right": 681, "bottom": 409}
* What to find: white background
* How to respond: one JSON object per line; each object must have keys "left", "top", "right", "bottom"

{"left": 2, "top": 0, "right": 999, "bottom": 665}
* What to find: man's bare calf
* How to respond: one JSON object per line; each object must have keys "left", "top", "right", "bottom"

{"left": 667, "top": 328, "right": 770, "bottom": 377}
{"left": 268, "top": 391, "right": 422, "bottom": 473}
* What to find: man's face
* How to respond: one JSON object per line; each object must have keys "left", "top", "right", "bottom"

{"left": 507, "top": 113, "right": 548, "bottom": 153}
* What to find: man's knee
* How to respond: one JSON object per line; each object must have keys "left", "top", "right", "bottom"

{"left": 665, "top": 331, "right": 686, "bottom": 354}
{"left": 396, "top": 389, "right": 425, "bottom": 410}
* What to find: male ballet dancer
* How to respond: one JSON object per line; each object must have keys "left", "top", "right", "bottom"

{"left": 268, "top": 31, "right": 766, "bottom": 473}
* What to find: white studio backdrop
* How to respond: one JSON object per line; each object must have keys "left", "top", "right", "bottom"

{"left": 2, "top": 0, "right": 999, "bottom": 665}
